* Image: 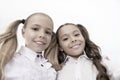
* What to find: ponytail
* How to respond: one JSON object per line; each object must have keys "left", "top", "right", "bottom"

{"left": 93, "top": 58, "right": 110, "bottom": 80}
{"left": 85, "top": 41, "right": 110, "bottom": 80}
{"left": 0, "top": 20, "right": 23, "bottom": 80}
{"left": 45, "top": 32, "right": 61, "bottom": 71}
{"left": 77, "top": 24, "right": 110, "bottom": 80}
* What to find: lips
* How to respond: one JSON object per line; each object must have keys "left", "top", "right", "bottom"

{"left": 71, "top": 44, "right": 80, "bottom": 49}
{"left": 35, "top": 41, "right": 46, "bottom": 45}
{"left": 71, "top": 43, "right": 80, "bottom": 49}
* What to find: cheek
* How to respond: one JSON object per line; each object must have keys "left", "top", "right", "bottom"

{"left": 47, "top": 36, "right": 52, "bottom": 43}
{"left": 25, "top": 33, "right": 33, "bottom": 39}
{"left": 23, "top": 29, "right": 33, "bottom": 38}
{"left": 60, "top": 41, "right": 68, "bottom": 50}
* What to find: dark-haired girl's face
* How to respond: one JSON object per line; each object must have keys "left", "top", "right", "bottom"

{"left": 58, "top": 25, "right": 85, "bottom": 59}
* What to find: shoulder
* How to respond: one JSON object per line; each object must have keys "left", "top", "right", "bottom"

{"left": 5, "top": 52, "right": 27, "bottom": 74}
{"left": 6, "top": 52, "right": 24, "bottom": 66}
{"left": 4, "top": 53, "right": 27, "bottom": 79}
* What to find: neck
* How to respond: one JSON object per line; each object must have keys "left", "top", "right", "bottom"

{"left": 37, "top": 52, "right": 42, "bottom": 54}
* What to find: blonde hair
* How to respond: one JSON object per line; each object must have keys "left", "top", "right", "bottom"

{"left": 0, "top": 12, "right": 60, "bottom": 80}
{"left": 0, "top": 20, "right": 21, "bottom": 80}
{"left": 45, "top": 32, "right": 61, "bottom": 70}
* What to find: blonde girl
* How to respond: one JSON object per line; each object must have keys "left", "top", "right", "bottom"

{"left": 0, "top": 12, "right": 60, "bottom": 80}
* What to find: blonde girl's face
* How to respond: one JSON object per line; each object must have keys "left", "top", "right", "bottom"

{"left": 58, "top": 25, "right": 85, "bottom": 59}
{"left": 22, "top": 14, "right": 53, "bottom": 53}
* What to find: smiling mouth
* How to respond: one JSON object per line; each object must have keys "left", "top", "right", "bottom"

{"left": 35, "top": 41, "right": 46, "bottom": 45}
{"left": 71, "top": 44, "right": 80, "bottom": 49}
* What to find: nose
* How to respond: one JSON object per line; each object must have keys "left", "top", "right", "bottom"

{"left": 38, "top": 30, "right": 45, "bottom": 38}
{"left": 71, "top": 36, "right": 77, "bottom": 43}
{"left": 72, "top": 39, "right": 77, "bottom": 43}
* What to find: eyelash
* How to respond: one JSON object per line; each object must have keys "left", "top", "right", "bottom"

{"left": 75, "top": 33, "right": 80, "bottom": 36}
{"left": 32, "top": 28, "right": 52, "bottom": 35}
{"left": 32, "top": 28, "right": 39, "bottom": 31}
{"left": 62, "top": 33, "right": 80, "bottom": 41}
{"left": 45, "top": 31, "right": 52, "bottom": 35}
{"left": 63, "top": 38, "right": 68, "bottom": 41}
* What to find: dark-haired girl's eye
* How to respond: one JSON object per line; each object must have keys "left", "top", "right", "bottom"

{"left": 75, "top": 33, "right": 80, "bottom": 36}
{"left": 63, "top": 38, "right": 68, "bottom": 41}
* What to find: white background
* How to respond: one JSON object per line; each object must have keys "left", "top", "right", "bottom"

{"left": 0, "top": 0, "right": 120, "bottom": 62}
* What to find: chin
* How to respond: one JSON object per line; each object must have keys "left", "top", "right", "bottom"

{"left": 34, "top": 49, "right": 43, "bottom": 53}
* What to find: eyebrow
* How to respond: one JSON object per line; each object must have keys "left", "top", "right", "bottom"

{"left": 46, "top": 28, "right": 52, "bottom": 31}
{"left": 32, "top": 24, "right": 41, "bottom": 28}
{"left": 73, "top": 30, "right": 79, "bottom": 33}
{"left": 60, "top": 34, "right": 68, "bottom": 38}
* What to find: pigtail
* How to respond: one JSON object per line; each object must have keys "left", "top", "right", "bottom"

{"left": 45, "top": 32, "right": 61, "bottom": 71}
{"left": 0, "top": 20, "right": 23, "bottom": 80}
{"left": 77, "top": 24, "right": 110, "bottom": 80}
{"left": 93, "top": 58, "right": 110, "bottom": 80}
{"left": 85, "top": 42, "right": 109, "bottom": 80}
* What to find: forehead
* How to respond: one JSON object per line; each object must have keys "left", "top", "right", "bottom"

{"left": 58, "top": 25, "right": 80, "bottom": 36}
{"left": 27, "top": 14, "right": 53, "bottom": 29}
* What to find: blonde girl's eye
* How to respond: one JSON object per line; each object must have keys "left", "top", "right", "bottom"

{"left": 31, "top": 27, "right": 39, "bottom": 31}
{"left": 31, "top": 24, "right": 40, "bottom": 31}
{"left": 45, "top": 30, "right": 52, "bottom": 35}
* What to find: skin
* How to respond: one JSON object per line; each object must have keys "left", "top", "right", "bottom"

{"left": 22, "top": 14, "right": 53, "bottom": 53}
{"left": 58, "top": 24, "right": 85, "bottom": 59}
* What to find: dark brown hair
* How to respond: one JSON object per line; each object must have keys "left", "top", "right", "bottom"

{"left": 56, "top": 23, "right": 110, "bottom": 80}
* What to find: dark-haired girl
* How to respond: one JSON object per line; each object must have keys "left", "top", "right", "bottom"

{"left": 56, "top": 23, "right": 120, "bottom": 80}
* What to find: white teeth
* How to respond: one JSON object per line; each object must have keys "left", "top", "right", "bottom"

{"left": 36, "top": 41, "right": 44, "bottom": 45}
{"left": 72, "top": 44, "right": 80, "bottom": 49}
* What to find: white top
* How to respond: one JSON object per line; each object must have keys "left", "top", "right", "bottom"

{"left": 5, "top": 46, "right": 57, "bottom": 80}
{"left": 57, "top": 54, "right": 120, "bottom": 80}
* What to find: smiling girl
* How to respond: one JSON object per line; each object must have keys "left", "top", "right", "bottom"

{"left": 0, "top": 12, "right": 60, "bottom": 80}
{"left": 56, "top": 23, "right": 120, "bottom": 80}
